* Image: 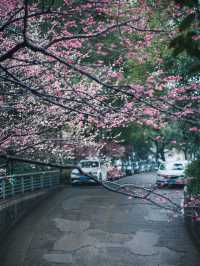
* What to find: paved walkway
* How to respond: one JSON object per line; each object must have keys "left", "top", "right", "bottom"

{"left": 1, "top": 173, "right": 200, "bottom": 266}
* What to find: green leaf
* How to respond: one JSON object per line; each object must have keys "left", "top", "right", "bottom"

{"left": 169, "top": 35, "right": 184, "bottom": 48}
{"left": 174, "top": 0, "right": 199, "bottom": 8}
{"left": 186, "top": 47, "right": 200, "bottom": 59}
{"left": 172, "top": 46, "right": 185, "bottom": 56}
{"left": 189, "top": 63, "right": 200, "bottom": 73}
{"left": 179, "top": 13, "right": 195, "bottom": 31}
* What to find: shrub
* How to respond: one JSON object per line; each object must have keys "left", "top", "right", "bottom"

{"left": 185, "top": 159, "right": 200, "bottom": 180}
{"left": 185, "top": 159, "right": 200, "bottom": 196}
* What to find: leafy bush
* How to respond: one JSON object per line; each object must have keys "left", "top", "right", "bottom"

{"left": 185, "top": 159, "right": 200, "bottom": 180}
{"left": 185, "top": 159, "right": 200, "bottom": 196}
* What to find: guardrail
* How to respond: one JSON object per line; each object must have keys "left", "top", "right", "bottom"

{"left": 0, "top": 171, "right": 60, "bottom": 200}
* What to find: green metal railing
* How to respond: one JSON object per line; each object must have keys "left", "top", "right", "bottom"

{"left": 0, "top": 171, "right": 60, "bottom": 200}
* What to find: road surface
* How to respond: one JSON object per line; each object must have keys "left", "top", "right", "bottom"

{"left": 1, "top": 173, "right": 200, "bottom": 266}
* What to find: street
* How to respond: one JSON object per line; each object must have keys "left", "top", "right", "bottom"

{"left": 1, "top": 172, "right": 200, "bottom": 266}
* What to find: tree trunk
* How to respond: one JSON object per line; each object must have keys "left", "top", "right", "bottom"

{"left": 160, "top": 143, "right": 165, "bottom": 161}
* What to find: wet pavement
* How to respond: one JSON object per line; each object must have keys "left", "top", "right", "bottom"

{"left": 1, "top": 173, "right": 200, "bottom": 266}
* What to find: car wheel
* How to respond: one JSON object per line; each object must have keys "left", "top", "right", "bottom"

{"left": 156, "top": 183, "right": 163, "bottom": 189}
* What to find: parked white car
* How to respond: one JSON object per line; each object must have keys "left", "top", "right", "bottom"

{"left": 70, "top": 159, "right": 107, "bottom": 184}
{"left": 156, "top": 160, "right": 188, "bottom": 187}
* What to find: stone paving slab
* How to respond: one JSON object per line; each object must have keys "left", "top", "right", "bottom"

{"left": 1, "top": 173, "right": 200, "bottom": 266}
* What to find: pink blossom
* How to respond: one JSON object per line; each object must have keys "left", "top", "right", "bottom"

{"left": 189, "top": 127, "right": 199, "bottom": 132}
{"left": 109, "top": 71, "right": 123, "bottom": 79}
{"left": 154, "top": 136, "right": 161, "bottom": 141}
{"left": 67, "top": 39, "right": 82, "bottom": 48}
{"left": 192, "top": 216, "right": 200, "bottom": 222}
{"left": 0, "top": 96, "right": 4, "bottom": 105}
{"left": 164, "top": 76, "right": 181, "bottom": 82}
{"left": 192, "top": 35, "right": 200, "bottom": 41}
{"left": 171, "top": 140, "right": 177, "bottom": 144}
{"left": 143, "top": 108, "right": 157, "bottom": 117}
{"left": 144, "top": 120, "right": 154, "bottom": 126}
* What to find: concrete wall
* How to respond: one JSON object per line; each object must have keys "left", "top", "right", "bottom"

{"left": 0, "top": 188, "right": 59, "bottom": 243}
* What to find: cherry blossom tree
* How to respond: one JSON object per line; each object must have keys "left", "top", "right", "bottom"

{"left": 0, "top": 0, "right": 199, "bottom": 162}
{"left": 0, "top": 0, "right": 166, "bottom": 158}
{"left": 1, "top": 0, "right": 200, "bottom": 222}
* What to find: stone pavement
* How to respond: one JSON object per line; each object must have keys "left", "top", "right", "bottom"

{"left": 1, "top": 173, "right": 200, "bottom": 266}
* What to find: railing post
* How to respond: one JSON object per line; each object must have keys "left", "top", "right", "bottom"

{"left": 46, "top": 173, "right": 49, "bottom": 187}
{"left": 31, "top": 175, "right": 34, "bottom": 191}
{"left": 2, "top": 180, "right": 6, "bottom": 199}
{"left": 40, "top": 175, "right": 44, "bottom": 188}
{"left": 50, "top": 175, "right": 53, "bottom": 187}
{"left": 11, "top": 178, "right": 15, "bottom": 196}
{"left": 59, "top": 169, "right": 62, "bottom": 184}
{"left": 21, "top": 177, "right": 24, "bottom": 194}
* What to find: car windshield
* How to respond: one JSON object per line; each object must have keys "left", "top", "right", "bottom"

{"left": 172, "top": 163, "right": 184, "bottom": 170}
{"left": 159, "top": 162, "right": 184, "bottom": 171}
{"left": 80, "top": 161, "right": 99, "bottom": 168}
